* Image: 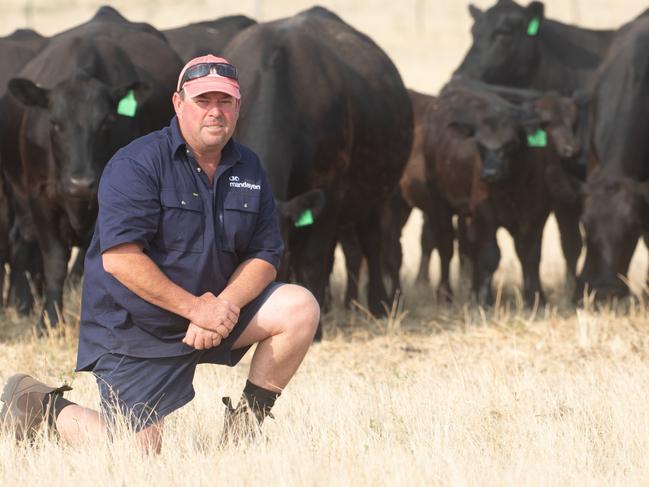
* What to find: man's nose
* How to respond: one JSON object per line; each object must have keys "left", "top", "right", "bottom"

{"left": 207, "top": 104, "right": 223, "bottom": 117}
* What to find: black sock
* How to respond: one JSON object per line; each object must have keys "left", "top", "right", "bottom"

{"left": 42, "top": 392, "right": 75, "bottom": 428}
{"left": 242, "top": 380, "right": 281, "bottom": 421}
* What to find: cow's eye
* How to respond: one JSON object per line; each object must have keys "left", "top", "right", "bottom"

{"left": 448, "top": 121, "right": 475, "bottom": 138}
{"left": 100, "top": 114, "right": 117, "bottom": 132}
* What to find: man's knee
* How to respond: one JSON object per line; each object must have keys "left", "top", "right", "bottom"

{"left": 279, "top": 284, "right": 320, "bottom": 338}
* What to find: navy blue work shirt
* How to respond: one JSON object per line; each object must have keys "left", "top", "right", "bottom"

{"left": 76, "top": 116, "right": 284, "bottom": 371}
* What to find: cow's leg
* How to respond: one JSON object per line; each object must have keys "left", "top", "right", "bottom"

{"left": 338, "top": 227, "right": 362, "bottom": 309}
{"left": 382, "top": 193, "right": 411, "bottom": 300}
{"left": 293, "top": 213, "right": 338, "bottom": 341}
{"left": 7, "top": 216, "right": 42, "bottom": 314}
{"left": 553, "top": 202, "right": 583, "bottom": 297}
{"left": 457, "top": 215, "right": 472, "bottom": 284}
{"left": 416, "top": 211, "right": 435, "bottom": 284}
{"left": 577, "top": 236, "right": 602, "bottom": 301}
{"left": 30, "top": 200, "right": 70, "bottom": 329}
{"left": 642, "top": 234, "right": 649, "bottom": 297}
{"left": 0, "top": 206, "right": 10, "bottom": 308}
{"left": 513, "top": 225, "right": 546, "bottom": 307}
{"left": 355, "top": 209, "right": 389, "bottom": 317}
{"left": 471, "top": 205, "right": 500, "bottom": 306}
{"left": 67, "top": 247, "right": 86, "bottom": 286}
{"left": 432, "top": 200, "right": 454, "bottom": 302}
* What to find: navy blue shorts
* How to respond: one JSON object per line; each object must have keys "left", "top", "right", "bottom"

{"left": 92, "top": 281, "right": 283, "bottom": 432}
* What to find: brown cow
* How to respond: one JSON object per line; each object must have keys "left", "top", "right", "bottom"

{"left": 423, "top": 81, "right": 580, "bottom": 305}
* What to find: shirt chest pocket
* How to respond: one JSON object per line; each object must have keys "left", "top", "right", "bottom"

{"left": 157, "top": 190, "right": 204, "bottom": 253}
{"left": 221, "top": 190, "right": 260, "bottom": 253}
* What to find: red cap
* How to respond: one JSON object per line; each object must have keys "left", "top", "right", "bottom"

{"left": 177, "top": 54, "right": 241, "bottom": 99}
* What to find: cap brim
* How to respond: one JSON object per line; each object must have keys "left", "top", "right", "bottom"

{"left": 182, "top": 76, "right": 241, "bottom": 99}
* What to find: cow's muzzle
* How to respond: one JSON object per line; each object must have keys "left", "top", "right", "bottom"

{"left": 63, "top": 177, "right": 97, "bottom": 199}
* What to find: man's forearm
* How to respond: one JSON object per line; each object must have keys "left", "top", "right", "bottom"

{"left": 102, "top": 244, "right": 196, "bottom": 320}
{"left": 218, "top": 258, "right": 277, "bottom": 309}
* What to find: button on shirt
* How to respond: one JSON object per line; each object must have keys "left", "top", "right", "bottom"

{"left": 76, "top": 116, "right": 284, "bottom": 371}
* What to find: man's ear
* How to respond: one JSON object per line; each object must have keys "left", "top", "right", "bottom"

{"left": 172, "top": 91, "right": 183, "bottom": 116}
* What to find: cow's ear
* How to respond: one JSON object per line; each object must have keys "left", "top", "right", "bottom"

{"left": 527, "top": 2, "right": 545, "bottom": 21}
{"left": 278, "top": 189, "right": 327, "bottom": 225}
{"left": 572, "top": 89, "right": 592, "bottom": 108}
{"left": 468, "top": 4, "right": 482, "bottom": 20}
{"left": 8, "top": 78, "right": 49, "bottom": 108}
{"left": 522, "top": 120, "right": 542, "bottom": 136}
{"left": 112, "top": 81, "right": 151, "bottom": 108}
{"left": 637, "top": 180, "right": 649, "bottom": 206}
{"left": 302, "top": 188, "right": 326, "bottom": 219}
{"left": 518, "top": 105, "right": 543, "bottom": 135}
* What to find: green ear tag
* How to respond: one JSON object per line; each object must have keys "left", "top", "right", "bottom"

{"left": 295, "top": 209, "right": 314, "bottom": 227}
{"left": 117, "top": 90, "right": 138, "bottom": 117}
{"left": 527, "top": 17, "right": 540, "bottom": 36}
{"left": 527, "top": 128, "right": 547, "bottom": 147}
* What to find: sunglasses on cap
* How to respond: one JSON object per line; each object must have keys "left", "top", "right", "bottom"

{"left": 178, "top": 62, "right": 239, "bottom": 91}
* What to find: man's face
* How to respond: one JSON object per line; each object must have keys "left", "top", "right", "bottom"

{"left": 173, "top": 90, "right": 240, "bottom": 154}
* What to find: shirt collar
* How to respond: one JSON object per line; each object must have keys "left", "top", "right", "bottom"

{"left": 170, "top": 115, "right": 242, "bottom": 166}
{"left": 170, "top": 116, "right": 186, "bottom": 156}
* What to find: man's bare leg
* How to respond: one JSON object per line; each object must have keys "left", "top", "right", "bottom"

{"left": 55, "top": 404, "right": 104, "bottom": 444}
{"left": 232, "top": 283, "right": 320, "bottom": 392}
{"left": 56, "top": 404, "right": 163, "bottom": 453}
{"left": 219, "top": 283, "right": 318, "bottom": 440}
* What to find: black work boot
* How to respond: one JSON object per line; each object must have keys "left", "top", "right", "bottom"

{"left": 220, "top": 396, "right": 273, "bottom": 446}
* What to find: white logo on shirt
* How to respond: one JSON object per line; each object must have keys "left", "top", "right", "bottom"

{"left": 229, "top": 175, "right": 260, "bottom": 190}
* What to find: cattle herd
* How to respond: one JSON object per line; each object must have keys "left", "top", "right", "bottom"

{"left": 0, "top": 1, "right": 647, "bottom": 335}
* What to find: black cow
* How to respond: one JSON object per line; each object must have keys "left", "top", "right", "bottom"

{"left": 339, "top": 90, "right": 442, "bottom": 309}
{"left": 0, "top": 6, "right": 182, "bottom": 327}
{"left": 162, "top": 16, "right": 257, "bottom": 62}
{"left": 455, "top": 0, "right": 617, "bottom": 93}
{"left": 0, "top": 29, "right": 47, "bottom": 94}
{"left": 423, "top": 82, "right": 580, "bottom": 305}
{"left": 0, "top": 29, "right": 48, "bottom": 310}
{"left": 577, "top": 16, "right": 649, "bottom": 299}
{"left": 224, "top": 6, "right": 413, "bottom": 336}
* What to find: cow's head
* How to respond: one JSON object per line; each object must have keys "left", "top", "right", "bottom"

{"left": 455, "top": 0, "right": 544, "bottom": 85}
{"left": 8, "top": 75, "right": 150, "bottom": 203}
{"left": 476, "top": 108, "right": 524, "bottom": 183}
{"left": 529, "top": 93, "right": 580, "bottom": 159}
{"left": 443, "top": 88, "right": 524, "bottom": 183}
{"left": 579, "top": 169, "right": 649, "bottom": 299}
{"left": 274, "top": 188, "right": 327, "bottom": 280}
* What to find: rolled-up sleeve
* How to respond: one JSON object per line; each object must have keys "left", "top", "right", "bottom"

{"left": 98, "top": 157, "right": 160, "bottom": 253}
{"left": 240, "top": 168, "right": 284, "bottom": 269}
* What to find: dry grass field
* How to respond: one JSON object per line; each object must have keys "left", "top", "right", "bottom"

{"left": 2, "top": 1, "right": 649, "bottom": 484}
{"left": 1, "top": 215, "right": 649, "bottom": 485}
